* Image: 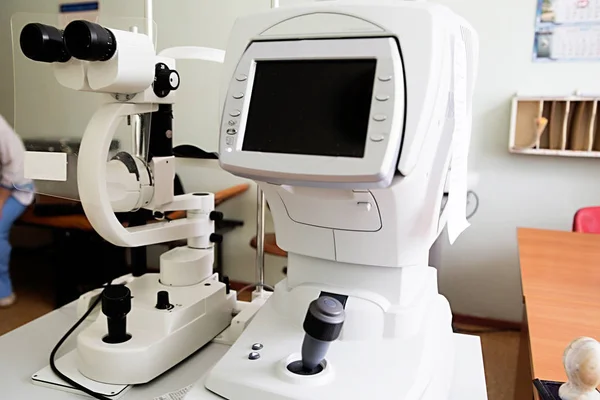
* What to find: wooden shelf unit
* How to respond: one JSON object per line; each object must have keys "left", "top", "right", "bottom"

{"left": 509, "top": 96, "right": 600, "bottom": 158}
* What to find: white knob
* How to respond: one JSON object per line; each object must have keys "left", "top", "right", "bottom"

{"left": 560, "top": 337, "right": 600, "bottom": 400}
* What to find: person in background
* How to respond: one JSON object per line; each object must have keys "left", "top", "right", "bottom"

{"left": 0, "top": 115, "right": 34, "bottom": 308}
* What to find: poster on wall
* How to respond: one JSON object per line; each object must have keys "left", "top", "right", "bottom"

{"left": 533, "top": 0, "right": 600, "bottom": 62}
{"left": 59, "top": 1, "right": 99, "bottom": 28}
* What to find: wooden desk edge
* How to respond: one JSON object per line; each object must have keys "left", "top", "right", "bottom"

{"left": 17, "top": 183, "right": 251, "bottom": 231}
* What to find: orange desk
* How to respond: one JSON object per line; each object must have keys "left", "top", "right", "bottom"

{"left": 515, "top": 228, "right": 600, "bottom": 399}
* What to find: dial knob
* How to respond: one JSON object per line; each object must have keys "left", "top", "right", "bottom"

{"left": 153, "top": 62, "right": 180, "bottom": 98}
{"left": 155, "top": 290, "right": 173, "bottom": 310}
{"left": 210, "top": 211, "right": 224, "bottom": 222}
{"left": 210, "top": 233, "right": 223, "bottom": 244}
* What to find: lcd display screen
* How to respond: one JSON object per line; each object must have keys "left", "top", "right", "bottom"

{"left": 242, "top": 59, "right": 377, "bottom": 158}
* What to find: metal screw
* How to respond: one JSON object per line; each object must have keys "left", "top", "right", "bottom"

{"left": 252, "top": 343, "right": 263, "bottom": 351}
{"left": 248, "top": 352, "right": 260, "bottom": 360}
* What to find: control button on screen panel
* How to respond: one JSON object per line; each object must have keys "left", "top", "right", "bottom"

{"left": 242, "top": 59, "right": 377, "bottom": 158}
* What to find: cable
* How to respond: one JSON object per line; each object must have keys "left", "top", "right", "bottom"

{"left": 237, "top": 282, "right": 275, "bottom": 299}
{"left": 466, "top": 190, "right": 480, "bottom": 220}
{"left": 50, "top": 282, "right": 113, "bottom": 400}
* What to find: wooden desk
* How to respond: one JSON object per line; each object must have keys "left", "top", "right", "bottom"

{"left": 515, "top": 228, "right": 600, "bottom": 399}
{"left": 20, "top": 184, "right": 250, "bottom": 230}
{"left": 249, "top": 233, "right": 288, "bottom": 257}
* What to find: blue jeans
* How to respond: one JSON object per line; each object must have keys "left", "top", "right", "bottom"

{"left": 0, "top": 196, "right": 27, "bottom": 298}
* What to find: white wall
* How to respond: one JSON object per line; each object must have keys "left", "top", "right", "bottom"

{"left": 434, "top": 0, "right": 600, "bottom": 321}
{"left": 4, "top": 0, "right": 600, "bottom": 322}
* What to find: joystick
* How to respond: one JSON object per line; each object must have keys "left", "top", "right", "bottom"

{"left": 102, "top": 285, "right": 133, "bottom": 344}
{"left": 298, "top": 295, "right": 345, "bottom": 373}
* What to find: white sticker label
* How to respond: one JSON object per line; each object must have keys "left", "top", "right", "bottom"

{"left": 446, "top": 31, "right": 472, "bottom": 244}
{"left": 24, "top": 151, "right": 68, "bottom": 181}
{"left": 154, "top": 384, "right": 193, "bottom": 400}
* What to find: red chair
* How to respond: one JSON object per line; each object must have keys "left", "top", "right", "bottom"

{"left": 573, "top": 207, "right": 600, "bottom": 233}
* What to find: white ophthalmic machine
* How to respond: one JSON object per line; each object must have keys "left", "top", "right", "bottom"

{"left": 15, "top": 0, "right": 481, "bottom": 399}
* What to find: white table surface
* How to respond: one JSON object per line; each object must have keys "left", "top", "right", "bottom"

{"left": 0, "top": 303, "right": 488, "bottom": 399}
{"left": 0, "top": 303, "right": 226, "bottom": 399}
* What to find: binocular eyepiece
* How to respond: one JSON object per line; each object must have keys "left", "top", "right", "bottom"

{"left": 20, "top": 20, "right": 117, "bottom": 63}
{"left": 20, "top": 23, "right": 70, "bottom": 63}
{"left": 64, "top": 20, "right": 116, "bottom": 61}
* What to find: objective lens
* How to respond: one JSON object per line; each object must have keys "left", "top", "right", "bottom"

{"left": 64, "top": 20, "right": 116, "bottom": 62}
{"left": 20, "top": 23, "right": 71, "bottom": 63}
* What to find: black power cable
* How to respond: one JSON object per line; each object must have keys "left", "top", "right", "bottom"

{"left": 49, "top": 282, "right": 114, "bottom": 400}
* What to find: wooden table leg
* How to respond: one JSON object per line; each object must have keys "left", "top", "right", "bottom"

{"left": 514, "top": 305, "right": 535, "bottom": 400}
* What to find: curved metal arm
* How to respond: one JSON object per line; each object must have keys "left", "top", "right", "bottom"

{"left": 77, "top": 102, "right": 209, "bottom": 247}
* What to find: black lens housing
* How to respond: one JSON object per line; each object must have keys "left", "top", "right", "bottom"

{"left": 20, "top": 23, "right": 71, "bottom": 63}
{"left": 64, "top": 20, "right": 116, "bottom": 61}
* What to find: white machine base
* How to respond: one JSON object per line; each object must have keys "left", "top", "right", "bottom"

{"left": 76, "top": 273, "right": 236, "bottom": 384}
{"left": 31, "top": 351, "right": 131, "bottom": 399}
{"left": 187, "top": 333, "right": 487, "bottom": 400}
{"left": 204, "top": 275, "right": 453, "bottom": 400}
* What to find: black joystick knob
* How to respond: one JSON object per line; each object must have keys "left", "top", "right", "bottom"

{"left": 155, "top": 291, "right": 173, "bottom": 310}
{"left": 102, "top": 285, "right": 132, "bottom": 344}
{"left": 210, "top": 211, "right": 224, "bottom": 222}
{"left": 153, "top": 62, "right": 180, "bottom": 98}
{"left": 210, "top": 233, "right": 223, "bottom": 244}
{"left": 300, "top": 296, "right": 345, "bottom": 372}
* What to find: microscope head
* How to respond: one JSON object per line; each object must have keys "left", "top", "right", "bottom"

{"left": 19, "top": 19, "right": 162, "bottom": 96}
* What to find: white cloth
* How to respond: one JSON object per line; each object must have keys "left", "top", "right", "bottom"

{"left": 0, "top": 115, "right": 34, "bottom": 206}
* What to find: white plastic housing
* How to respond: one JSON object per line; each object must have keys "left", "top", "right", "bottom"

{"left": 148, "top": 156, "right": 175, "bottom": 208}
{"left": 160, "top": 247, "right": 214, "bottom": 287}
{"left": 219, "top": 0, "right": 477, "bottom": 178}
{"left": 53, "top": 59, "right": 91, "bottom": 91}
{"left": 185, "top": 193, "right": 216, "bottom": 249}
{"left": 86, "top": 29, "right": 155, "bottom": 94}
{"left": 205, "top": 268, "right": 454, "bottom": 399}
{"left": 206, "top": 2, "right": 478, "bottom": 399}
{"left": 219, "top": 37, "right": 404, "bottom": 189}
{"left": 106, "top": 157, "right": 153, "bottom": 212}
